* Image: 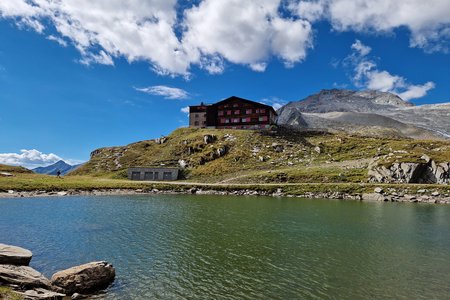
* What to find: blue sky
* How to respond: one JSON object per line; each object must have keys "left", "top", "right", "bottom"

{"left": 0, "top": 0, "right": 449, "bottom": 168}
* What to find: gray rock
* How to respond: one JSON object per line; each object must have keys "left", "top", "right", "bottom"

{"left": 216, "top": 146, "right": 227, "bottom": 157}
{"left": 0, "top": 265, "right": 51, "bottom": 289}
{"left": 178, "top": 159, "right": 187, "bottom": 168}
{"left": 276, "top": 89, "right": 450, "bottom": 140}
{"left": 362, "top": 193, "right": 385, "bottom": 202}
{"left": 71, "top": 292, "right": 87, "bottom": 299}
{"left": 431, "top": 191, "right": 440, "bottom": 196}
{"left": 51, "top": 261, "right": 115, "bottom": 295}
{"left": 203, "top": 135, "right": 215, "bottom": 144}
{"left": 0, "top": 172, "right": 13, "bottom": 177}
{"left": 155, "top": 136, "right": 167, "bottom": 144}
{"left": 0, "top": 244, "right": 33, "bottom": 266}
{"left": 314, "top": 146, "right": 321, "bottom": 154}
{"left": 374, "top": 187, "right": 383, "bottom": 194}
{"left": 20, "top": 288, "right": 65, "bottom": 300}
{"left": 368, "top": 156, "right": 450, "bottom": 184}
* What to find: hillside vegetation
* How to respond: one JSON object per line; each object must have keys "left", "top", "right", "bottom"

{"left": 72, "top": 127, "right": 450, "bottom": 184}
{"left": 0, "top": 164, "right": 32, "bottom": 174}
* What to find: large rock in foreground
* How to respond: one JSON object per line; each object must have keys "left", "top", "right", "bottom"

{"left": 0, "top": 243, "right": 33, "bottom": 266}
{"left": 368, "top": 155, "right": 450, "bottom": 184}
{"left": 51, "top": 261, "right": 115, "bottom": 295}
{"left": 0, "top": 264, "right": 51, "bottom": 289}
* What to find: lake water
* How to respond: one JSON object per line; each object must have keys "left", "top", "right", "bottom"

{"left": 1, "top": 195, "right": 449, "bottom": 299}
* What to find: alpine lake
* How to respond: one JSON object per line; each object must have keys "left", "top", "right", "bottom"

{"left": 1, "top": 194, "right": 449, "bottom": 299}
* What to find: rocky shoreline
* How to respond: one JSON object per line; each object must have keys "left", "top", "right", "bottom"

{"left": 1, "top": 186, "right": 449, "bottom": 204}
{"left": 0, "top": 244, "right": 115, "bottom": 300}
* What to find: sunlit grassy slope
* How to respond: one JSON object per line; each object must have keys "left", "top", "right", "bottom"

{"left": 71, "top": 127, "right": 450, "bottom": 184}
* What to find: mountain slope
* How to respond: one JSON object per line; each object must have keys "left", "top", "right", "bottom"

{"left": 277, "top": 89, "right": 450, "bottom": 139}
{"left": 71, "top": 127, "right": 450, "bottom": 185}
{"left": 33, "top": 160, "right": 81, "bottom": 175}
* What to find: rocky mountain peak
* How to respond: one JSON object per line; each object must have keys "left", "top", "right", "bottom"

{"left": 276, "top": 89, "right": 450, "bottom": 140}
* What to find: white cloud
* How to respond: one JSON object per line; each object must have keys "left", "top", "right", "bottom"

{"left": 135, "top": 85, "right": 190, "bottom": 100}
{"left": 261, "top": 97, "right": 287, "bottom": 110}
{"left": 181, "top": 106, "right": 190, "bottom": 114}
{"left": 0, "top": 0, "right": 314, "bottom": 76}
{"left": 351, "top": 39, "right": 371, "bottom": 56}
{"left": 182, "top": 0, "right": 313, "bottom": 71}
{"left": 291, "top": 0, "right": 450, "bottom": 52}
{"left": 47, "top": 35, "right": 68, "bottom": 47}
{"left": 0, "top": 149, "right": 63, "bottom": 169}
{"left": 347, "top": 40, "right": 435, "bottom": 101}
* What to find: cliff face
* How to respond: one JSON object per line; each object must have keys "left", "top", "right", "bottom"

{"left": 277, "top": 89, "right": 450, "bottom": 139}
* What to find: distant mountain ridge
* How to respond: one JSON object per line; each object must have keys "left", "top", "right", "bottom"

{"left": 277, "top": 89, "right": 450, "bottom": 140}
{"left": 33, "top": 160, "right": 81, "bottom": 175}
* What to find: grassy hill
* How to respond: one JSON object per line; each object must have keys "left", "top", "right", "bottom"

{"left": 72, "top": 127, "right": 450, "bottom": 184}
{"left": 0, "top": 164, "right": 32, "bottom": 174}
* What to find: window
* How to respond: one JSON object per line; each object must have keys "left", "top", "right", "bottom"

{"left": 255, "top": 109, "right": 259, "bottom": 113}
{"left": 218, "top": 110, "right": 224, "bottom": 116}
{"left": 260, "top": 109, "right": 265, "bottom": 113}
{"left": 144, "top": 172, "right": 153, "bottom": 180}
{"left": 234, "top": 110, "right": 240, "bottom": 115}
{"left": 233, "top": 103, "right": 239, "bottom": 107}
{"left": 227, "top": 110, "right": 232, "bottom": 115}
{"left": 194, "top": 121, "right": 199, "bottom": 126}
{"left": 232, "top": 118, "right": 240, "bottom": 123}
{"left": 242, "top": 117, "right": 250, "bottom": 122}
{"left": 246, "top": 109, "right": 252, "bottom": 114}
{"left": 259, "top": 116, "right": 268, "bottom": 122}
{"left": 163, "top": 172, "right": 172, "bottom": 180}
{"left": 195, "top": 114, "right": 199, "bottom": 118}
{"left": 225, "top": 119, "right": 230, "bottom": 123}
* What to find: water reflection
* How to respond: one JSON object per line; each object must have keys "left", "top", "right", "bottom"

{"left": 0, "top": 195, "right": 449, "bottom": 299}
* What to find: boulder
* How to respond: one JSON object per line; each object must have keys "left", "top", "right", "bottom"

{"left": 0, "top": 244, "right": 33, "bottom": 266}
{"left": 203, "top": 135, "right": 215, "bottom": 144}
{"left": 178, "top": 159, "right": 187, "bottom": 168}
{"left": 0, "top": 265, "right": 51, "bottom": 289}
{"left": 368, "top": 155, "right": 450, "bottom": 184}
{"left": 155, "top": 136, "right": 167, "bottom": 144}
{"left": 362, "top": 193, "right": 386, "bottom": 202}
{"left": 216, "top": 146, "right": 227, "bottom": 157}
{"left": 51, "top": 261, "right": 115, "bottom": 295}
{"left": 19, "top": 288, "right": 66, "bottom": 300}
{"left": 374, "top": 187, "right": 383, "bottom": 194}
{"left": 0, "top": 172, "right": 13, "bottom": 177}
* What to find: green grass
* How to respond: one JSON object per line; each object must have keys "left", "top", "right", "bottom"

{"left": 2, "top": 127, "right": 450, "bottom": 195}
{"left": 1, "top": 172, "right": 450, "bottom": 198}
{"left": 71, "top": 127, "right": 450, "bottom": 183}
{"left": 0, "top": 164, "right": 32, "bottom": 174}
{"left": 0, "top": 287, "right": 23, "bottom": 300}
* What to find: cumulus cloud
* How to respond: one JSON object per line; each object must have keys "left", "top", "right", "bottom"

{"left": 181, "top": 106, "right": 190, "bottom": 114}
{"left": 0, "top": 0, "right": 314, "bottom": 76}
{"left": 291, "top": 0, "right": 450, "bottom": 52}
{"left": 135, "top": 85, "right": 190, "bottom": 100}
{"left": 347, "top": 40, "right": 435, "bottom": 101}
{"left": 261, "top": 97, "right": 287, "bottom": 110}
{"left": 0, "top": 149, "right": 63, "bottom": 169}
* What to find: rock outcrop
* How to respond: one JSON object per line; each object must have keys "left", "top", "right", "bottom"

{"left": 368, "top": 156, "right": 450, "bottom": 184}
{"left": 51, "top": 261, "right": 115, "bottom": 295}
{"left": 277, "top": 89, "right": 450, "bottom": 139}
{"left": 0, "top": 244, "right": 33, "bottom": 266}
{"left": 0, "top": 244, "right": 115, "bottom": 299}
{"left": 0, "top": 265, "right": 51, "bottom": 289}
{"left": 19, "top": 288, "right": 65, "bottom": 300}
